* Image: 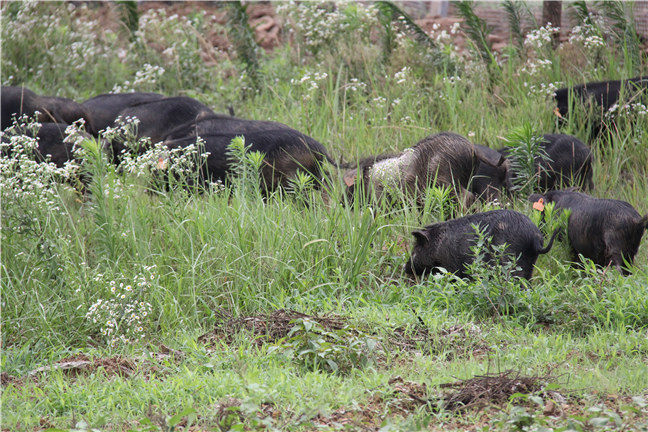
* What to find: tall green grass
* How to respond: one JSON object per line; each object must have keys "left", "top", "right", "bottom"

{"left": 1, "top": 2, "right": 648, "bottom": 430}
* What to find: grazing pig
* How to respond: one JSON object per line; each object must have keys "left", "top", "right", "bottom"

{"left": 1, "top": 86, "right": 94, "bottom": 134}
{"left": 554, "top": 76, "right": 648, "bottom": 119}
{"left": 538, "top": 134, "right": 593, "bottom": 191}
{"left": 163, "top": 128, "right": 336, "bottom": 192}
{"left": 344, "top": 132, "right": 504, "bottom": 206}
{"left": 163, "top": 114, "right": 290, "bottom": 141}
{"left": 81, "top": 92, "right": 164, "bottom": 133}
{"left": 0, "top": 122, "right": 87, "bottom": 167}
{"left": 554, "top": 76, "right": 648, "bottom": 137}
{"left": 500, "top": 133, "right": 593, "bottom": 192}
{"left": 470, "top": 144, "right": 512, "bottom": 202}
{"left": 530, "top": 190, "right": 648, "bottom": 275}
{"left": 107, "top": 96, "right": 215, "bottom": 159}
{"left": 405, "top": 210, "right": 558, "bottom": 280}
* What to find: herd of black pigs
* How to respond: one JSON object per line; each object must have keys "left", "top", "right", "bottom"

{"left": 1, "top": 76, "right": 647, "bottom": 280}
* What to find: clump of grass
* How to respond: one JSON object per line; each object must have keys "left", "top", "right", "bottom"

{"left": 502, "top": 123, "right": 550, "bottom": 195}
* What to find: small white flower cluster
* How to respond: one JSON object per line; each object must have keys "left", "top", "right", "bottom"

{"left": 2, "top": 1, "right": 113, "bottom": 86}
{"left": 64, "top": 118, "right": 90, "bottom": 148}
{"left": 345, "top": 78, "right": 367, "bottom": 92}
{"left": 100, "top": 116, "right": 148, "bottom": 157}
{"left": 524, "top": 81, "right": 562, "bottom": 98}
{"left": 607, "top": 102, "right": 648, "bottom": 118}
{"left": 520, "top": 58, "right": 552, "bottom": 76}
{"left": 394, "top": 66, "right": 411, "bottom": 85}
{"left": 568, "top": 23, "right": 605, "bottom": 50}
{"left": 277, "top": 1, "right": 379, "bottom": 55}
{"left": 85, "top": 266, "right": 156, "bottom": 347}
{"left": 112, "top": 63, "right": 165, "bottom": 93}
{"left": 524, "top": 23, "right": 560, "bottom": 51}
{"left": 442, "top": 75, "right": 462, "bottom": 85}
{"left": 430, "top": 21, "right": 461, "bottom": 46}
{"left": 372, "top": 96, "right": 387, "bottom": 109}
{"left": 0, "top": 115, "right": 80, "bottom": 218}
{"left": 290, "top": 71, "right": 328, "bottom": 91}
{"left": 118, "top": 136, "right": 211, "bottom": 186}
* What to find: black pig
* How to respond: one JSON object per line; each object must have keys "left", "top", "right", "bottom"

{"left": 105, "top": 96, "right": 215, "bottom": 160}
{"left": 81, "top": 92, "right": 165, "bottom": 133}
{"left": 0, "top": 122, "right": 90, "bottom": 168}
{"left": 538, "top": 134, "right": 593, "bottom": 191}
{"left": 500, "top": 133, "right": 593, "bottom": 192}
{"left": 530, "top": 190, "right": 647, "bottom": 274}
{"left": 554, "top": 76, "right": 648, "bottom": 137}
{"left": 554, "top": 76, "right": 648, "bottom": 119}
{"left": 1, "top": 86, "right": 94, "bottom": 134}
{"left": 405, "top": 210, "right": 558, "bottom": 280}
{"left": 470, "top": 144, "right": 512, "bottom": 202}
{"left": 163, "top": 128, "right": 335, "bottom": 192}
{"left": 344, "top": 132, "right": 504, "bottom": 206}
{"left": 163, "top": 114, "right": 290, "bottom": 141}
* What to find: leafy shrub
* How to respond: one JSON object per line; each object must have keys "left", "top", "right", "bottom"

{"left": 269, "top": 317, "right": 378, "bottom": 373}
{"left": 503, "top": 123, "right": 550, "bottom": 195}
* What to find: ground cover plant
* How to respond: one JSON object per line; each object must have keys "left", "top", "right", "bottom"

{"left": 2, "top": 1, "right": 648, "bottom": 431}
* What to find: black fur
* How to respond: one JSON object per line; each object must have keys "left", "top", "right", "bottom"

{"left": 470, "top": 144, "right": 511, "bottom": 201}
{"left": 405, "top": 210, "right": 557, "bottom": 280}
{"left": 531, "top": 190, "right": 647, "bottom": 275}
{"left": 164, "top": 128, "right": 334, "bottom": 192}
{"left": 163, "top": 114, "right": 290, "bottom": 142}
{"left": 2, "top": 86, "right": 94, "bottom": 135}
{"left": 345, "top": 132, "right": 501, "bottom": 206}
{"left": 81, "top": 92, "right": 164, "bottom": 133}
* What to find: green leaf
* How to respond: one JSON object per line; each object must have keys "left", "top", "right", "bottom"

{"left": 167, "top": 407, "right": 196, "bottom": 427}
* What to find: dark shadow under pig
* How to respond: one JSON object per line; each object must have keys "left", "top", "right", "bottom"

{"left": 405, "top": 210, "right": 558, "bottom": 280}
{"left": 529, "top": 190, "right": 647, "bottom": 275}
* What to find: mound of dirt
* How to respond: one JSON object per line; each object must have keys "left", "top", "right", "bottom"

{"left": 29, "top": 354, "right": 138, "bottom": 378}
{"left": 440, "top": 370, "right": 550, "bottom": 411}
{"left": 378, "top": 370, "right": 555, "bottom": 414}
{"left": 198, "top": 309, "right": 351, "bottom": 347}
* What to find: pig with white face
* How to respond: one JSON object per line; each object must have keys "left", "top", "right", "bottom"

{"left": 344, "top": 132, "right": 504, "bottom": 206}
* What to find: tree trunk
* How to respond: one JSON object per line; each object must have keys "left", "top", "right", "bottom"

{"left": 542, "top": 1, "right": 562, "bottom": 47}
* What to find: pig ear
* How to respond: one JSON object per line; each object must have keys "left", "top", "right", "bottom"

{"left": 343, "top": 169, "right": 358, "bottom": 187}
{"left": 411, "top": 230, "right": 431, "bottom": 245}
{"left": 196, "top": 110, "right": 211, "bottom": 121}
{"left": 639, "top": 214, "right": 648, "bottom": 231}
{"left": 473, "top": 146, "right": 505, "bottom": 167}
